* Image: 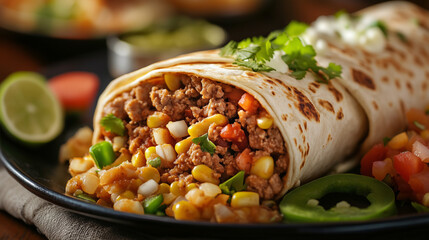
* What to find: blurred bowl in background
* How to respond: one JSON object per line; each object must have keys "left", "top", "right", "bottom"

{"left": 107, "top": 17, "right": 227, "bottom": 77}
{"left": 166, "top": 0, "right": 265, "bottom": 17}
{"left": 0, "top": 0, "right": 172, "bottom": 39}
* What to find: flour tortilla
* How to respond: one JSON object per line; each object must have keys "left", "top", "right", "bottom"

{"left": 92, "top": 1, "right": 429, "bottom": 197}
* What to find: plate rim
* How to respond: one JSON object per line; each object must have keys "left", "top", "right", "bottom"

{"left": 2, "top": 141, "right": 429, "bottom": 237}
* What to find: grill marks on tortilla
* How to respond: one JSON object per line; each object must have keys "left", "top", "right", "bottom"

{"left": 290, "top": 87, "right": 320, "bottom": 122}
{"left": 336, "top": 108, "right": 344, "bottom": 120}
{"left": 308, "top": 82, "right": 320, "bottom": 94}
{"left": 352, "top": 69, "right": 375, "bottom": 90}
{"left": 318, "top": 99, "right": 335, "bottom": 114}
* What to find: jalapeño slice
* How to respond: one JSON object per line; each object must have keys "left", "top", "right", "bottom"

{"left": 280, "top": 174, "right": 396, "bottom": 222}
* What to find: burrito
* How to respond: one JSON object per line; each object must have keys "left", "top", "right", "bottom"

{"left": 65, "top": 1, "right": 429, "bottom": 222}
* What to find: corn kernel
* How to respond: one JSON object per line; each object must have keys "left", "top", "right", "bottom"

{"left": 131, "top": 150, "right": 146, "bottom": 168}
{"left": 173, "top": 200, "right": 200, "bottom": 221}
{"left": 421, "top": 130, "right": 429, "bottom": 141}
{"left": 137, "top": 166, "right": 160, "bottom": 183}
{"left": 147, "top": 112, "right": 170, "bottom": 128}
{"left": 164, "top": 74, "right": 181, "bottom": 91}
{"left": 192, "top": 165, "right": 220, "bottom": 184}
{"left": 256, "top": 116, "right": 273, "bottom": 129}
{"left": 387, "top": 132, "right": 408, "bottom": 150}
{"left": 163, "top": 192, "right": 178, "bottom": 205}
{"left": 116, "top": 190, "right": 135, "bottom": 201}
{"left": 170, "top": 181, "right": 186, "bottom": 196}
{"left": 231, "top": 192, "right": 260, "bottom": 208}
{"left": 145, "top": 147, "right": 158, "bottom": 161}
{"left": 175, "top": 137, "right": 194, "bottom": 155}
{"left": 186, "top": 183, "right": 198, "bottom": 193}
{"left": 250, "top": 156, "right": 274, "bottom": 179}
{"left": 113, "top": 199, "right": 144, "bottom": 214}
{"left": 158, "top": 183, "right": 170, "bottom": 194}
{"left": 188, "top": 114, "right": 228, "bottom": 137}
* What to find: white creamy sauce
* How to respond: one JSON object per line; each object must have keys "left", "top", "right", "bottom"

{"left": 303, "top": 14, "right": 387, "bottom": 54}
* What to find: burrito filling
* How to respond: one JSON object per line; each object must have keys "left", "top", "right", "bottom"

{"left": 65, "top": 73, "right": 287, "bottom": 222}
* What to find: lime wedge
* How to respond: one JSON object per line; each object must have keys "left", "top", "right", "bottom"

{"left": 0, "top": 72, "right": 64, "bottom": 145}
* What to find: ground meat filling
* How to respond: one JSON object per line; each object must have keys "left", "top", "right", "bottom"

{"left": 102, "top": 74, "right": 288, "bottom": 199}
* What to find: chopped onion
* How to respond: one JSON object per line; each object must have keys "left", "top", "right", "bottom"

{"left": 138, "top": 179, "right": 159, "bottom": 197}
{"left": 166, "top": 120, "right": 189, "bottom": 138}
{"left": 412, "top": 141, "right": 429, "bottom": 162}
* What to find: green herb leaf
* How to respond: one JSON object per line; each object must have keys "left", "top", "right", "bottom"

{"left": 383, "top": 137, "right": 391, "bottom": 146}
{"left": 76, "top": 193, "right": 96, "bottom": 203}
{"left": 234, "top": 59, "right": 274, "bottom": 72}
{"left": 148, "top": 157, "right": 161, "bottom": 168}
{"left": 219, "top": 41, "right": 238, "bottom": 57}
{"left": 192, "top": 133, "right": 216, "bottom": 155}
{"left": 219, "top": 171, "right": 247, "bottom": 196}
{"left": 369, "top": 20, "right": 388, "bottom": 37}
{"left": 285, "top": 20, "right": 309, "bottom": 37}
{"left": 100, "top": 114, "right": 125, "bottom": 136}
{"left": 411, "top": 202, "right": 429, "bottom": 213}
{"left": 334, "top": 9, "right": 348, "bottom": 19}
{"left": 414, "top": 121, "right": 426, "bottom": 130}
{"left": 218, "top": 21, "right": 342, "bottom": 82}
{"left": 396, "top": 32, "right": 407, "bottom": 43}
{"left": 425, "top": 109, "right": 429, "bottom": 115}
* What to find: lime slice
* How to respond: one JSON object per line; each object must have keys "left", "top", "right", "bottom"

{"left": 0, "top": 71, "right": 64, "bottom": 145}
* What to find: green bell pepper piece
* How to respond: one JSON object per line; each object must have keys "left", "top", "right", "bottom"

{"left": 143, "top": 194, "right": 164, "bottom": 214}
{"left": 280, "top": 174, "right": 396, "bottom": 222}
{"left": 89, "top": 141, "right": 115, "bottom": 169}
{"left": 219, "top": 171, "right": 247, "bottom": 195}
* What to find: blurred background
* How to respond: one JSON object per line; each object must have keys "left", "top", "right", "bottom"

{"left": 0, "top": 0, "right": 428, "bottom": 79}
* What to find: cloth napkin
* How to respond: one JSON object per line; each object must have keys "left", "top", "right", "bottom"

{"left": 0, "top": 167, "right": 205, "bottom": 240}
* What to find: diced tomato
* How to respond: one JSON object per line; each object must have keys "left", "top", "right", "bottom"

{"left": 220, "top": 122, "right": 248, "bottom": 150}
{"left": 408, "top": 168, "right": 429, "bottom": 199}
{"left": 48, "top": 71, "right": 99, "bottom": 110}
{"left": 393, "top": 151, "right": 425, "bottom": 182}
{"left": 225, "top": 88, "right": 245, "bottom": 104}
{"left": 238, "top": 93, "right": 260, "bottom": 114}
{"left": 235, "top": 148, "right": 253, "bottom": 173}
{"left": 394, "top": 175, "right": 414, "bottom": 201}
{"left": 360, "top": 143, "right": 387, "bottom": 176}
{"left": 406, "top": 108, "right": 429, "bottom": 133}
{"left": 372, "top": 158, "right": 395, "bottom": 181}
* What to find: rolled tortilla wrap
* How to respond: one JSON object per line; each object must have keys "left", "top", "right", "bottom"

{"left": 92, "top": 1, "right": 429, "bottom": 198}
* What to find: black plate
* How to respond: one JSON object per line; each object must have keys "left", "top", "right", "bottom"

{"left": 1, "top": 51, "right": 429, "bottom": 239}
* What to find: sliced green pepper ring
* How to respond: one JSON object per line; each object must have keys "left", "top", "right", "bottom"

{"left": 280, "top": 174, "right": 396, "bottom": 222}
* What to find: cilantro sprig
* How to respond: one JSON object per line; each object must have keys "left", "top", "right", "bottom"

{"left": 100, "top": 114, "right": 125, "bottom": 136}
{"left": 219, "top": 21, "right": 342, "bottom": 82}
{"left": 192, "top": 133, "right": 216, "bottom": 155}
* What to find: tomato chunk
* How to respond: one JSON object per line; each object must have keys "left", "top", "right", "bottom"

{"left": 238, "top": 93, "right": 260, "bottom": 114}
{"left": 408, "top": 168, "right": 429, "bottom": 198}
{"left": 393, "top": 151, "right": 425, "bottom": 182}
{"left": 235, "top": 148, "right": 253, "bottom": 173}
{"left": 48, "top": 71, "right": 99, "bottom": 110}
{"left": 360, "top": 143, "right": 387, "bottom": 176}
{"left": 220, "top": 122, "right": 248, "bottom": 150}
